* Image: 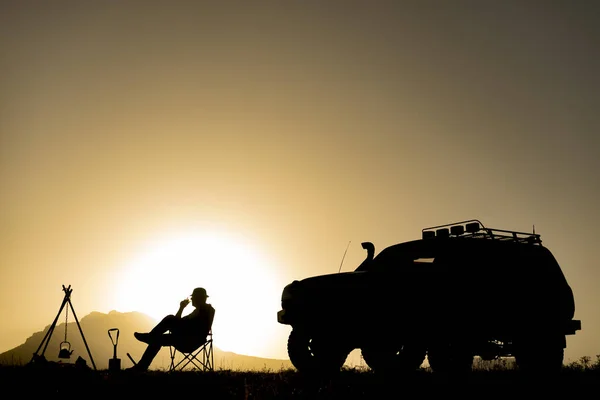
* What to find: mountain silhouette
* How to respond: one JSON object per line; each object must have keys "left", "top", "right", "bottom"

{"left": 0, "top": 310, "right": 293, "bottom": 371}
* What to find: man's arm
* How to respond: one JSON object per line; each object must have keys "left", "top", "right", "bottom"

{"left": 175, "top": 298, "right": 190, "bottom": 318}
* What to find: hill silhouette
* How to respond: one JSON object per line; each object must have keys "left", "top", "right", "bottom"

{"left": 0, "top": 310, "right": 293, "bottom": 371}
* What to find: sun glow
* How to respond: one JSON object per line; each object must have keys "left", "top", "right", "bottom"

{"left": 113, "top": 230, "right": 284, "bottom": 359}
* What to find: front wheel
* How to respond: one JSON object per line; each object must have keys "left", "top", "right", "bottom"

{"left": 287, "top": 329, "right": 348, "bottom": 376}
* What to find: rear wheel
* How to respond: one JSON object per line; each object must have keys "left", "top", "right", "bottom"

{"left": 361, "top": 344, "right": 426, "bottom": 374}
{"left": 427, "top": 342, "right": 474, "bottom": 373}
{"left": 514, "top": 337, "right": 564, "bottom": 375}
{"left": 287, "top": 329, "right": 348, "bottom": 376}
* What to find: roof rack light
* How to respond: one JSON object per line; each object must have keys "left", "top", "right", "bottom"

{"left": 421, "top": 219, "right": 542, "bottom": 245}
{"left": 450, "top": 225, "right": 465, "bottom": 236}
{"left": 465, "top": 222, "right": 480, "bottom": 233}
{"left": 422, "top": 230, "right": 436, "bottom": 239}
{"left": 436, "top": 228, "right": 449, "bottom": 238}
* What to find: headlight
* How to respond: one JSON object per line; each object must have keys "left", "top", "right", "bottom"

{"left": 281, "top": 280, "right": 300, "bottom": 307}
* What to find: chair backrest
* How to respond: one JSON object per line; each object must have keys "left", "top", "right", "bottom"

{"left": 176, "top": 305, "right": 215, "bottom": 353}
{"left": 206, "top": 305, "right": 215, "bottom": 334}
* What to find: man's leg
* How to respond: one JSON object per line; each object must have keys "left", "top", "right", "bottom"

{"left": 130, "top": 332, "right": 180, "bottom": 371}
{"left": 150, "top": 315, "right": 180, "bottom": 335}
{"left": 132, "top": 315, "right": 181, "bottom": 370}
{"left": 135, "top": 315, "right": 181, "bottom": 343}
{"left": 133, "top": 342, "right": 161, "bottom": 371}
{"left": 132, "top": 332, "right": 180, "bottom": 370}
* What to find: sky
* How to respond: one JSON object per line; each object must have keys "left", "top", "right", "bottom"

{"left": 1, "top": 0, "right": 598, "bottom": 363}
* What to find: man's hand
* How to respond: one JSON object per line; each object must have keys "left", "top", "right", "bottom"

{"left": 180, "top": 298, "right": 190, "bottom": 308}
{"left": 175, "top": 297, "right": 190, "bottom": 318}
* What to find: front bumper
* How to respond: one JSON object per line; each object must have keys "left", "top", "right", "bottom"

{"left": 565, "top": 319, "right": 582, "bottom": 335}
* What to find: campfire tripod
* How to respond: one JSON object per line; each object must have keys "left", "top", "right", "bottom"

{"left": 30, "top": 285, "right": 97, "bottom": 370}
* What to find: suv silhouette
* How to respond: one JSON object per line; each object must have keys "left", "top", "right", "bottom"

{"left": 277, "top": 219, "right": 581, "bottom": 375}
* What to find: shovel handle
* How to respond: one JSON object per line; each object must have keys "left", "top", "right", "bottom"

{"left": 108, "top": 328, "right": 119, "bottom": 358}
{"left": 108, "top": 328, "right": 119, "bottom": 345}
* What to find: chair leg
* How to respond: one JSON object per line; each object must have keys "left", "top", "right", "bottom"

{"left": 169, "top": 340, "right": 214, "bottom": 372}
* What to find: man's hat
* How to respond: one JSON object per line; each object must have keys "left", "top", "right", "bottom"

{"left": 192, "top": 287, "right": 208, "bottom": 298}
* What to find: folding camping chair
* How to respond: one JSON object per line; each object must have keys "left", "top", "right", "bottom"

{"left": 168, "top": 307, "right": 215, "bottom": 372}
{"left": 168, "top": 330, "right": 214, "bottom": 371}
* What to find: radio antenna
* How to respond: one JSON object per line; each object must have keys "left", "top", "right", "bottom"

{"left": 338, "top": 241, "right": 351, "bottom": 273}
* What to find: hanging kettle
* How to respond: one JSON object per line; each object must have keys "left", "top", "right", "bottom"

{"left": 58, "top": 341, "right": 73, "bottom": 359}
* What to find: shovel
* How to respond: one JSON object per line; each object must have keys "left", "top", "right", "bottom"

{"left": 108, "top": 328, "right": 121, "bottom": 371}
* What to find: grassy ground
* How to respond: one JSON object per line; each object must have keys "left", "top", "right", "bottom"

{"left": 3, "top": 356, "right": 599, "bottom": 398}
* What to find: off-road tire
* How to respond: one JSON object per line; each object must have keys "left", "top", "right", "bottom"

{"left": 514, "top": 341, "right": 564, "bottom": 376}
{"left": 427, "top": 342, "right": 473, "bottom": 373}
{"left": 361, "top": 345, "right": 426, "bottom": 374}
{"left": 287, "top": 329, "right": 348, "bottom": 376}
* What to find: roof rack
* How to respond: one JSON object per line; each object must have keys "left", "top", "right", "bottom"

{"left": 421, "top": 219, "right": 542, "bottom": 245}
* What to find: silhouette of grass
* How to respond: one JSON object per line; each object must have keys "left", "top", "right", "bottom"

{"left": 2, "top": 356, "right": 599, "bottom": 397}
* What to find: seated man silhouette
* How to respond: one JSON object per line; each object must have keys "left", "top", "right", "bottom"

{"left": 130, "top": 287, "right": 215, "bottom": 371}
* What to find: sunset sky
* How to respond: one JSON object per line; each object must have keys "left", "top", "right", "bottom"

{"left": 1, "top": 1, "right": 598, "bottom": 363}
